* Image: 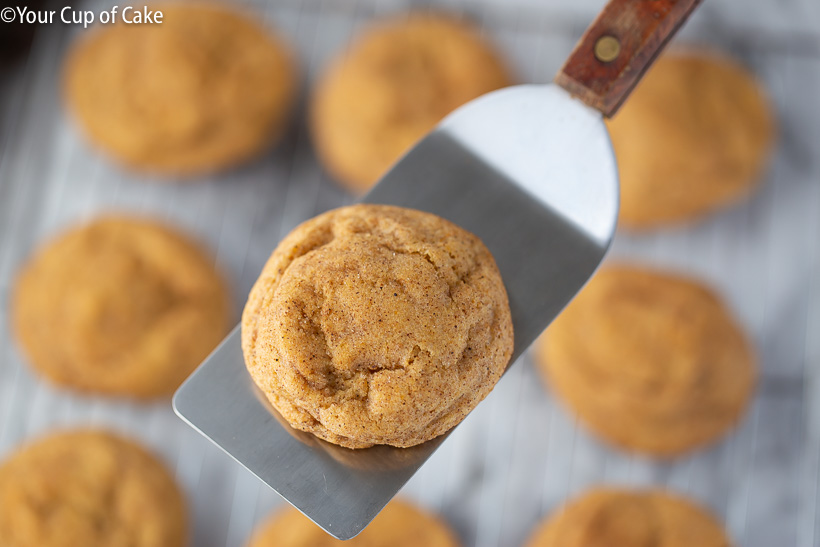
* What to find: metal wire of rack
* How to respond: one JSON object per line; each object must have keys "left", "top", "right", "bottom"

{"left": 1, "top": 0, "right": 819, "bottom": 546}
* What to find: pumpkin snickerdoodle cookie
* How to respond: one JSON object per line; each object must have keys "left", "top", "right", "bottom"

{"left": 606, "top": 51, "right": 775, "bottom": 229}
{"left": 12, "top": 216, "right": 230, "bottom": 398}
{"left": 525, "top": 488, "right": 731, "bottom": 547}
{"left": 242, "top": 204, "right": 513, "bottom": 449}
{"left": 64, "top": 3, "right": 296, "bottom": 175}
{"left": 536, "top": 266, "right": 755, "bottom": 457}
{"left": 247, "top": 499, "right": 459, "bottom": 547}
{"left": 0, "top": 430, "right": 186, "bottom": 547}
{"left": 311, "top": 14, "right": 514, "bottom": 192}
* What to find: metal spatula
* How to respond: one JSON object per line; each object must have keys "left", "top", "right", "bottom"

{"left": 174, "top": 0, "right": 700, "bottom": 539}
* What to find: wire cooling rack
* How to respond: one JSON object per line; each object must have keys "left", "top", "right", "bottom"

{"left": 1, "top": 0, "right": 819, "bottom": 545}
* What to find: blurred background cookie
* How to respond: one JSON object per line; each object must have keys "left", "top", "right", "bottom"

{"left": 12, "top": 216, "right": 230, "bottom": 398}
{"left": 0, "top": 429, "right": 186, "bottom": 547}
{"left": 525, "top": 487, "right": 731, "bottom": 547}
{"left": 310, "top": 13, "right": 513, "bottom": 192}
{"left": 247, "top": 499, "right": 459, "bottom": 546}
{"left": 242, "top": 204, "right": 513, "bottom": 448}
{"left": 535, "top": 265, "right": 755, "bottom": 457}
{"left": 64, "top": 3, "right": 297, "bottom": 176}
{"left": 606, "top": 51, "right": 775, "bottom": 229}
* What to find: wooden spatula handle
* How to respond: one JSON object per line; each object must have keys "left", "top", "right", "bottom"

{"left": 555, "top": 0, "right": 702, "bottom": 117}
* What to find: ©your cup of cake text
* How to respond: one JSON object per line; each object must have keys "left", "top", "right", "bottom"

{"left": 1, "top": 5, "right": 162, "bottom": 27}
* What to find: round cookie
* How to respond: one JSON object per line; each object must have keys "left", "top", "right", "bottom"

{"left": 525, "top": 488, "right": 731, "bottom": 547}
{"left": 64, "top": 3, "right": 296, "bottom": 175}
{"left": 12, "top": 216, "right": 230, "bottom": 398}
{"left": 242, "top": 204, "right": 513, "bottom": 448}
{"left": 606, "top": 51, "right": 775, "bottom": 228}
{"left": 0, "top": 430, "right": 186, "bottom": 547}
{"left": 311, "top": 14, "right": 513, "bottom": 192}
{"left": 536, "top": 266, "right": 755, "bottom": 457}
{"left": 247, "top": 499, "right": 459, "bottom": 547}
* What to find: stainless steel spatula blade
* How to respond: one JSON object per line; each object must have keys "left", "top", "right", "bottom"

{"left": 174, "top": 0, "right": 701, "bottom": 538}
{"left": 173, "top": 84, "right": 615, "bottom": 540}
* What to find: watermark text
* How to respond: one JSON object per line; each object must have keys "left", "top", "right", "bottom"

{"left": 1, "top": 6, "right": 163, "bottom": 27}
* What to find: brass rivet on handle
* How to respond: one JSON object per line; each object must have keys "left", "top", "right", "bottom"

{"left": 594, "top": 35, "right": 621, "bottom": 62}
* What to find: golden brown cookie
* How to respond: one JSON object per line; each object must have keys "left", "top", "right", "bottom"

{"left": 311, "top": 14, "right": 513, "bottom": 192}
{"left": 536, "top": 266, "right": 755, "bottom": 457}
{"left": 606, "top": 51, "right": 775, "bottom": 228}
{"left": 525, "top": 488, "right": 731, "bottom": 547}
{"left": 12, "top": 216, "right": 230, "bottom": 398}
{"left": 0, "top": 430, "right": 186, "bottom": 547}
{"left": 247, "top": 499, "right": 459, "bottom": 547}
{"left": 64, "top": 3, "right": 296, "bottom": 175}
{"left": 242, "top": 204, "right": 513, "bottom": 448}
